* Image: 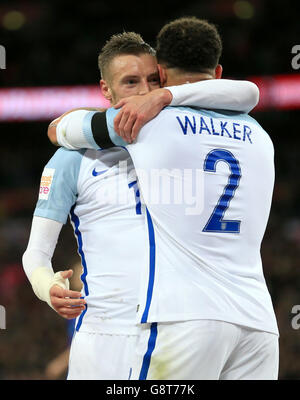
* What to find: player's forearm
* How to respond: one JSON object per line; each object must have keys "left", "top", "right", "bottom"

{"left": 54, "top": 109, "right": 116, "bottom": 150}
{"left": 48, "top": 107, "right": 107, "bottom": 146}
{"left": 167, "top": 79, "right": 259, "bottom": 113}
{"left": 22, "top": 216, "right": 64, "bottom": 307}
{"left": 22, "top": 216, "right": 62, "bottom": 278}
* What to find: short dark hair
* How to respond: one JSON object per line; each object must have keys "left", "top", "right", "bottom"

{"left": 98, "top": 32, "right": 156, "bottom": 80}
{"left": 156, "top": 17, "right": 222, "bottom": 73}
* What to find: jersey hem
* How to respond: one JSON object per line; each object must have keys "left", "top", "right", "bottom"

{"left": 138, "top": 314, "right": 279, "bottom": 336}
{"left": 77, "top": 320, "right": 139, "bottom": 335}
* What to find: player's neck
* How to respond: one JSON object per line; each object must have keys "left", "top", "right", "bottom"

{"left": 164, "top": 68, "right": 215, "bottom": 86}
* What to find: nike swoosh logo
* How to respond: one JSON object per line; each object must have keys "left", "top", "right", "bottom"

{"left": 92, "top": 168, "right": 108, "bottom": 177}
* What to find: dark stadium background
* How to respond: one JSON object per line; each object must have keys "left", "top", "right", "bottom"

{"left": 0, "top": 0, "right": 299, "bottom": 379}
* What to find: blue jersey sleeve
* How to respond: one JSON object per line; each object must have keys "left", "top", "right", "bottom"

{"left": 105, "top": 108, "right": 128, "bottom": 147}
{"left": 34, "top": 148, "right": 84, "bottom": 224}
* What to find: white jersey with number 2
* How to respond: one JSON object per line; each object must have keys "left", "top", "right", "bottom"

{"left": 105, "top": 106, "right": 278, "bottom": 336}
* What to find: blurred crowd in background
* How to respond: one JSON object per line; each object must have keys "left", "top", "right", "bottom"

{"left": 0, "top": 0, "right": 299, "bottom": 379}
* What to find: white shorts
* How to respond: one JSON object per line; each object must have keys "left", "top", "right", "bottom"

{"left": 67, "top": 330, "right": 138, "bottom": 380}
{"left": 131, "top": 320, "right": 279, "bottom": 380}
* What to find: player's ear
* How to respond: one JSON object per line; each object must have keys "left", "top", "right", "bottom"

{"left": 157, "top": 64, "right": 167, "bottom": 87}
{"left": 215, "top": 64, "right": 223, "bottom": 79}
{"left": 100, "top": 79, "right": 112, "bottom": 101}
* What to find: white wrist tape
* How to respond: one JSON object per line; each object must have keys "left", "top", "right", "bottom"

{"left": 30, "top": 266, "right": 70, "bottom": 309}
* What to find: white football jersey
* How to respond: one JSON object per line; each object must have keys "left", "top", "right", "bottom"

{"left": 104, "top": 106, "right": 279, "bottom": 335}
{"left": 34, "top": 79, "right": 260, "bottom": 336}
{"left": 34, "top": 147, "right": 147, "bottom": 334}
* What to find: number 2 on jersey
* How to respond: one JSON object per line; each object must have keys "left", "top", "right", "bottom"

{"left": 203, "top": 149, "right": 241, "bottom": 233}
